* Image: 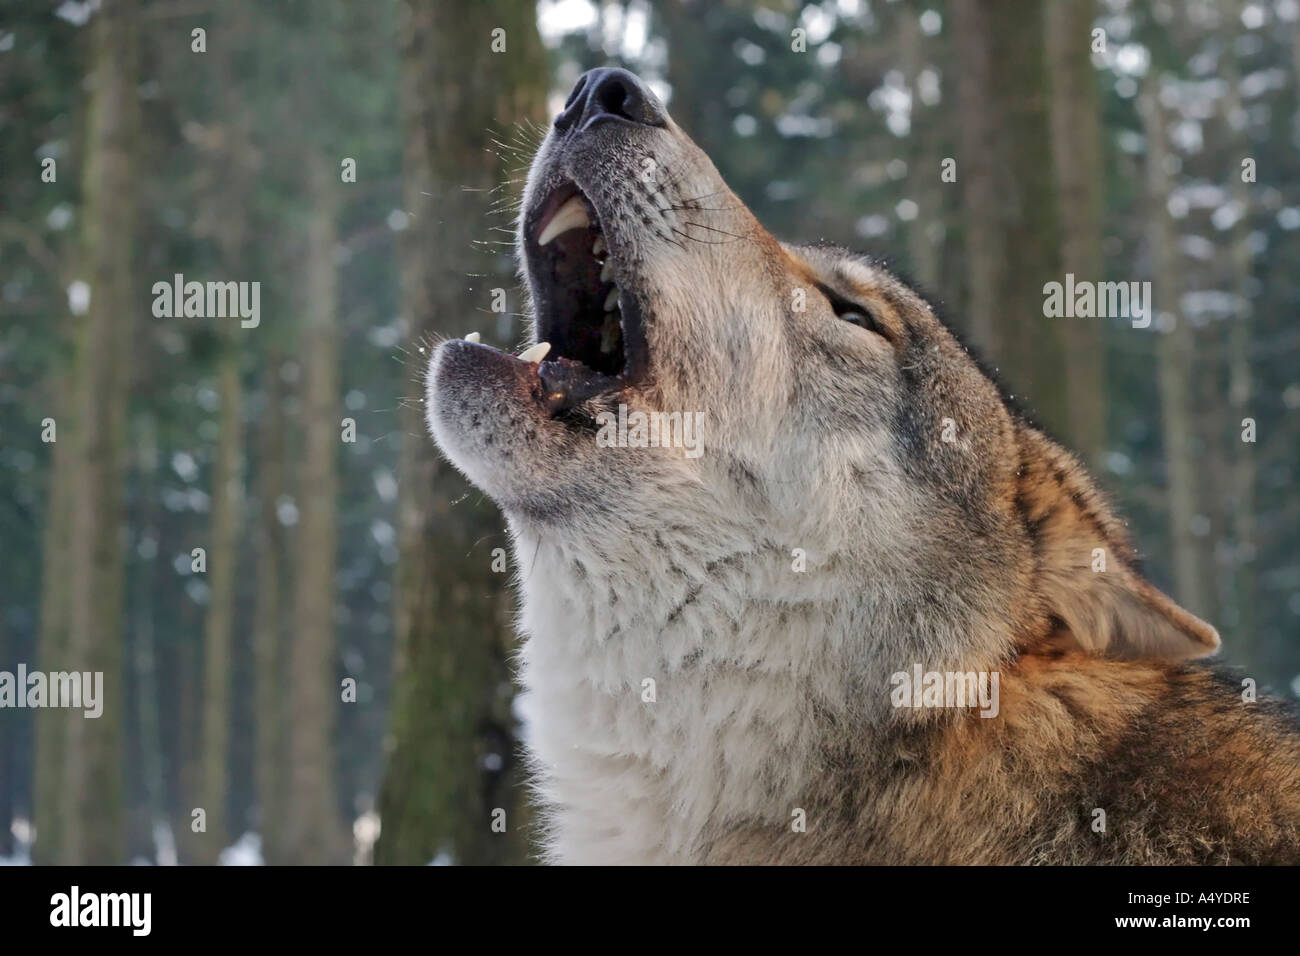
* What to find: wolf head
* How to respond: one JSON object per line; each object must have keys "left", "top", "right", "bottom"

{"left": 427, "top": 68, "right": 1218, "bottom": 674}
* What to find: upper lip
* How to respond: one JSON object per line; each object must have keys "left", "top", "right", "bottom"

{"left": 522, "top": 177, "right": 648, "bottom": 420}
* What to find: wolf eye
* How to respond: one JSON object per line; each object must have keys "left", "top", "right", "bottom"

{"left": 815, "top": 282, "right": 888, "bottom": 339}
{"left": 831, "top": 300, "right": 888, "bottom": 339}
{"left": 836, "top": 307, "right": 882, "bottom": 334}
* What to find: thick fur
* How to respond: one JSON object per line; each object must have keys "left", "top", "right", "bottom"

{"left": 425, "top": 75, "right": 1300, "bottom": 864}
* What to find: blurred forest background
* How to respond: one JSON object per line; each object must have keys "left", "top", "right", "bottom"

{"left": 1, "top": 0, "right": 1297, "bottom": 865}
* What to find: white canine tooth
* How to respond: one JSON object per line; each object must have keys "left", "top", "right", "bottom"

{"left": 517, "top": 341, "right": 551, "bottom": 363}
{"left": 464, "top": 332, "right": 480, "bottom": 343}
{"left": 603, "top": 287, "right": 620, "bottom": 311}
{"left": 537, "top": 196, "right": 589, "bottom": 246}
{"left": 593, "top": 235, "right": 607, "bottom": 255}
{"left": 600, "top": 258, "right": 616, "bottom": 282}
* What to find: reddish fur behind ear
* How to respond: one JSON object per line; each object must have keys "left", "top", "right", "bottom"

{"left": 1014, "top": 426, "right": 1220, "bottom": 661}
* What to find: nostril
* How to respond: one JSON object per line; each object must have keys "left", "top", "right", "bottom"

{"left": 554, "top": 68, "right": 666, "bottom": 132}
{"left": 595, "top": 76, "right": 634, "bottom": 121}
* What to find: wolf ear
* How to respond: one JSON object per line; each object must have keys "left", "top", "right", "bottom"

{"left": 1016, "top": 427, "right": 1220, "bottom": 661}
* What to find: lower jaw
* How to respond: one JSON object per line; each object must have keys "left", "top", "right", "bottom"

{"left": 537, "top": 358, "right": 625, "bottom": 417}
{"left": 536, "top": 293, "right": 649, "bottom": 418}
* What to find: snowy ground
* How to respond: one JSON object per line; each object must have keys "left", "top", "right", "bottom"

{"left": 1, "top": 815, "right": 386, "bottom": 865}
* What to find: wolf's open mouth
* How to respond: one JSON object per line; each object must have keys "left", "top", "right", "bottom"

{"left": 525, "top": 180, "right": 648, "bottom": 417}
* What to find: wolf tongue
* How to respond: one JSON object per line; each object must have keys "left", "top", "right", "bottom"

{"left": 538, "top": 358, "right": 621, "bottom": 415}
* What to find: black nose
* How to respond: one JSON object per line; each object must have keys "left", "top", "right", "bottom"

{"left": 554, "top": 68, "right": 666, "bottom": 133}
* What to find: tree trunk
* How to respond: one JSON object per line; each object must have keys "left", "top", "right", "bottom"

{"left": 1220, "top": 0, "right": 1257, "bottom": 655}
{"left": 659, "top": 0, "right": 730, "bottom": 156}
{"left": 898, "top": 7, "right": 942, "bottom": 293}
{"left": 951, "top": 0, "right": 1066, "bottom": 434}
{"left": 253, "top": 355, "right": 288, "bottom": 863}
{"left": 32, "top": 385, "right": 75, "bottom": 864}
{"left": 41, "top": 0, "right": 141, "bottom": 865}
{"left": 1047, "top": 0, "right": 1106, "bottom": 468}
{"left": 128, "top": 419, "right": 168, "bottom": 863}
{"left": 1141, "top": 79, "right": 1213, "bottom": 620}
{"left": 197, "top": 345, "right": 242, "bottom": 862}
{"left": 193, "top": 2, "right": 254, "bottom": 866}
{"left": 283, "top": 157, "right": 347, "bottom": 865}
{"left": 951, "top": 0, "right": 998, "bottom": 349}
{"left": 375, "top": 0, "right": 546, "bottom": 866}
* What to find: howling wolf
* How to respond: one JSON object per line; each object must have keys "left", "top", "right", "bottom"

{"left": 425, "top": 68, "right": 1300, "bottom": 864}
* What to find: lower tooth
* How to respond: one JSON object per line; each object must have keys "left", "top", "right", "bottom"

{"left": 517, "top": 341, "right": 551, "bottom": 363}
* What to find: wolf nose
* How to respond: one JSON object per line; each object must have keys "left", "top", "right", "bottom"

{"left": 554, "top": 68, "right": 666, "bottom": 133}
